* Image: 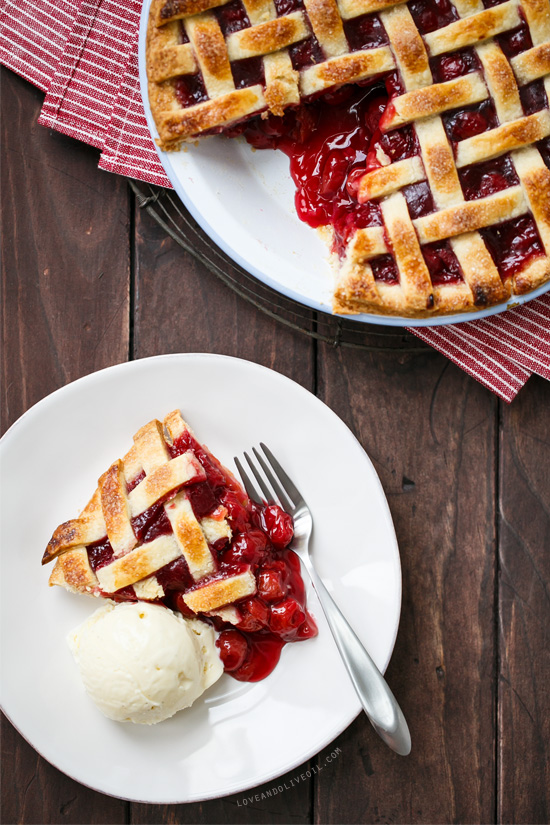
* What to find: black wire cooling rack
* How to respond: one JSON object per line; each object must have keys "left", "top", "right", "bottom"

{"left": 129, "top": 179, "right": 429, "bottom": 352}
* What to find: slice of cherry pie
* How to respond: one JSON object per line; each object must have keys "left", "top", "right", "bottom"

{"left": 42, "top": 411, "right": 317, "bottom": 682}
{"left": 146, "top": 0, "right": 550, "bottom": 317}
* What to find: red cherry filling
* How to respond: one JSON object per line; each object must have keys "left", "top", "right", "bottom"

{"left": 344, "top": 14, "right": 389, "bottom": 50}
{"left": 217, "top": 629, "right": 250, "bottom": 671}
{"left": 87, "top": 538, "right": 115, "bottom": 571}
{"left": 443, "top": 99, "right": 499, "bottom": 143}
{"left": 289, "top": 35, "right": 324, "bottom": 71}
{"left": 174, "top": 75, "right": 208, "bottom": 108}
{"left": 241, "top": 85, "right": 387, "bottom": 256}
{"left": 370, "top": 255, "right": 400, "bottom": 285}
{"left": 496, "top": 20, "right": 533, "bottom": 59}
{"left": 402, "top": 181, "right": 436, "bottom": 219}
{"left": 215, "top": 0, "right": 250, "bottom": 35}
{"left": 262, "top": 503, "right": 294, "bottom": 547}
{"left": 220, "top": 632, "right": 286, "bottom": 681}
{"left": 407, "top": 0, "right": 458, "bottom": 33}
{"left": 481, "top": 215, "right": 546, "bottom": 281}
{"left": 221, "top": 529, "right": 269, "bottom": 566}
{"left": 520, "top": 80, "right": 548, "bottom": 116}
{"left": 430, "top": 48, "right": 480, "bottom": 83}
{"left": 421, "top": 242, "right": 463, "bottom": 286}
{"left": 459, "top": 156, "right": 519, "bottom": 201}
{"left": 85, "top": 431, "right": 317, "bottom": 683}
{"left": 366, "top": 124, "right": 419, "bottom": 170}
{"left": 231, "top": 57, "right": 265, "bottom": 89}
{"left": 258, "top": 566, "right": 288, "bottom": 602}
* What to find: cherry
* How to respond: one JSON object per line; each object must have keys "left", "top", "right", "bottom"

{"left": 459, "top": 157, "right": 519, "bottom": 201}
{"left": 237, "top": 597, "right": 270, "bottom": 631}
{"left": 269, "top": 598, "right": 307, "bottom": 638}
{"left": 274, "top": 0, "right": 302, "bottom": 15}
{"left": 216, "top": 0, "right": 249, "bottom": 35}
{"left": 262, "top": 504, "right": 294, "bottom": 548}
{"left": 346, "top": 166, "right": 367, "bottom": 198}
{"left": 370, "top": 255, "right": 400, "bottom": 285}
{"left": 217, "top": 630, "right": 250, "bottom": 671}
{"left": 258, "top": 567, "right": 288, "bottom": 602}
{"left": 186, "top": 481, "right": 217, "bottom": 520}
{"left": 344, "top": 13, "right": 388, "bottom": 51}
{"left": 432, "top": 50, "right": 479, "bottom": 82}
{"left": 320, "top": 152, "right": 349, "bottom": 198}
{"left": 421, "top": 243, "right": 463, "bottom": 285}
{"left": 403, "top": 181, "right": 436, "bottom": 219}
{"left": 385, "top": 71, "right": 404, "bottom": 98}
{"left": 174, "top": 76, "right": 208, "bottom": 108}
{"left": 407, "top": 0, "right": 458, "bottom": 33}
{"left": 230, "top": 634, "right": 285, "bottom": 682}
{"left": 294, "top": 614, "right": 318, "bottom": 640}
{"left": 498, "top": 24, "right": 532, "bottom": 59}
{"left": 290, "top": 37, "right": 324, "bottom": 71}
{"left": 221, "top": 529, "right": 269, "bottom": 566}
{"left": 443, "top": 101, "right": 498, "bottom": 143}
{"left": 520, "top": 80, "right": 546, "bottom": 116}
{"left": 87, "top": 539, "right": 115, "bottom": 571}
{"left": 219, "top": 490, "right": 250, "bottom": 533}
{"left": 156, "top": 556, "right": 194, "bottom": 591}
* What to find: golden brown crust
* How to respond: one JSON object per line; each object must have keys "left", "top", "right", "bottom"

{"left": 300, "top": 47, "right": 395, "bottom": 96}
{"left": 165, "top": 492, "right": 216, "bottom": 580}
{"left": 42, "top": 489, "right": 106, "bottom": 564}
{"left": 380, "top": 5, "right": 431, "bottom": 90}
{"left": 513, "top": 256, "right": 550, "bottom": 294}
{"left": 303, "top": 0, "right": 348, "bottom": 58}
{"left": 43, "top": 412, "right": 231, "bottom": 599}
{"left": 477, "top": 41, "right": 522, "bottom": 122}
{"left": 155, "top": 0, "right": 230, "bottom": 25}
{"left": 226, "top": 12, "right": 309, "bottom": 59}
{"left": 156, "top": 86, "right": 266, "bottom": 147}
{"left": 415, "top": 187, "right": 526, "bottom": 245}
{"left": 455, "top": 111, "right": 550, "bottom": 167}
{"left": 49, "top": 549, "right": 98, "bottom": 594}
{"left": 381, "top": 194, "right": 433, "bottom": 311}
{"left": 183, "top": 570, "right": 256, "bottom": 612}
{"left": 424, "top": 1, "right": 521, "bottom": 56}
{"left": 95, "top": 536, "right": 182, "bottom": 592}
{"left": 358, "top": 157, "right": 424, "bottom": 200}
{"left": 382, "top": 73, "right": 488, "bottom": 130}
{"left": 511, "top": 42, "right": 550, "bottom": 84}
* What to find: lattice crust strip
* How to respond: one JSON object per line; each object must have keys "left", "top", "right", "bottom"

{"left": 43, "top": 412, "right": 250, "bottom": 617}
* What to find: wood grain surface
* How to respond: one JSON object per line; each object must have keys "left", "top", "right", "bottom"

{"left": 2, "top": 65, "right": 549, "bottom": 825}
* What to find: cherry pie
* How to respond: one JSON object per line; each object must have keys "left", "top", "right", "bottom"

{"left": 146, "top": 0, "right": 550, "bottom": 316}
{"left": 42, "top": 411, "right": 317, "bottom": 682}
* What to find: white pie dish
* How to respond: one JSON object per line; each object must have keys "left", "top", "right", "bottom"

{"left": 137, "top": 0, "right": 550, "bottom": 328}
{"left": 0, "top": 353, "right": 402, "bottom": 803}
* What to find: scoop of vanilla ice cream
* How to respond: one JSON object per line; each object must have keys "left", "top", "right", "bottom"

{"left": 68, "top": 601, "right": 223, "bottom": 724}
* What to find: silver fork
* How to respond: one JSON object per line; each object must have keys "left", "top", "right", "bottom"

{"left": 234, "top": 444, "right": 411, "bottom": 757}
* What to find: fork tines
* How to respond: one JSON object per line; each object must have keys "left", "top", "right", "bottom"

{"left": 234, "top": 444, "right": 302, "bottom": 513}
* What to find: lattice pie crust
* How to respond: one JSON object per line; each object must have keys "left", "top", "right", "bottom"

{"left": 42, "top": 411, "right": 256, "bottom": 616}
{"left": 147, "top": 0, "right": 550, "bottom": 316}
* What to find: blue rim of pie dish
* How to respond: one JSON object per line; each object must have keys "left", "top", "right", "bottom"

{"left": 137, "top": 4, "right": 550, "bottom": 328}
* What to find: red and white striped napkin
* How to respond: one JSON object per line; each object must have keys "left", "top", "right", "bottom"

{"left": 1, "top": 0, "right": 549, "bottom": 401}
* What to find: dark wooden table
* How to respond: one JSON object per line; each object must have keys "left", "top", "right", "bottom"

{"left": 2, "top": 66, "right": 550, "bottom": 825}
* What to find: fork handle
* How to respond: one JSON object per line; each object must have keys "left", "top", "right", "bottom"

{"left": 302, "top": 554, "right": 411, "bottom": 756}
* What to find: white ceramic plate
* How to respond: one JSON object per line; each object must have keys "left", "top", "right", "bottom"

{"left": 0, "top": 354, "right": 401, "bottom": 803}
{"left": 137, "top": 2, "right": 550, "bottom": 328}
